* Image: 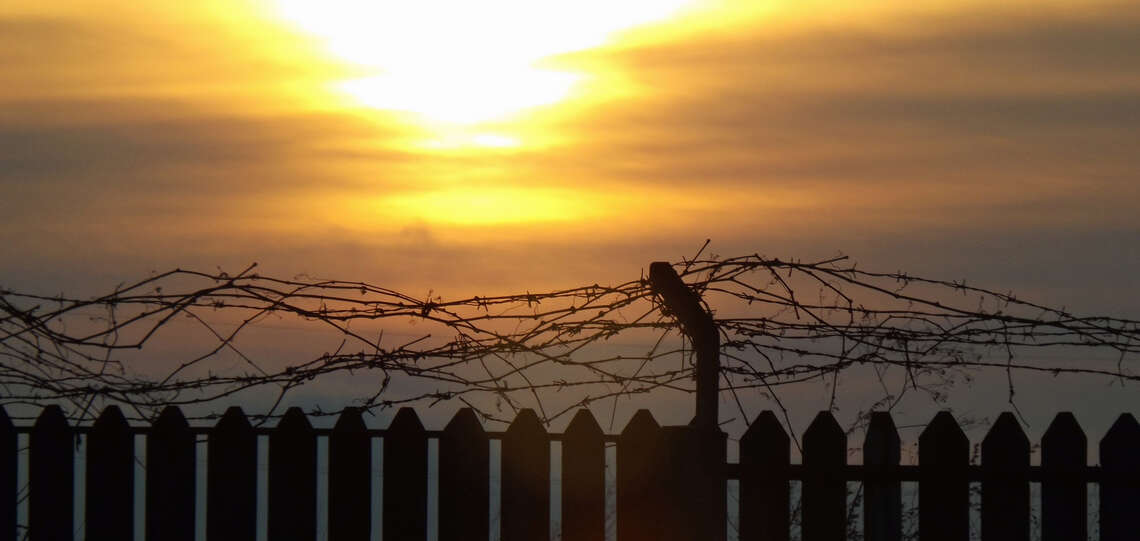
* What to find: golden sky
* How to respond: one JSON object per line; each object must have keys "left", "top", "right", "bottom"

{"left": 2, "top": 0, "right": 1140, "bottom": 442}
{"left": 2, "top": 0, "right": 1139, "bottom": 305}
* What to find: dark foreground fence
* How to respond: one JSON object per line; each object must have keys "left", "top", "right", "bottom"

{"left": 1, "top": 405, "right": 1138, "bottom": 541}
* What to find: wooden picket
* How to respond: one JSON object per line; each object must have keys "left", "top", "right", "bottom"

{"left": 86, "top": 405, "right": 134, "bottom": 540}
{"left": 328, "top": 407, "right": 370, "bottom": 541}
{"left": 207, "top": 406, "right": 257, "bottom": 541}
{"left": 4, "top": 404, "right": 1140, "bottom": 540}
{"left": 561, "top": 409, "right": 604, "bottom": 541}
{"left": 863, "top": 412, "right": 900, "bottom": 541}
{"left": 438, "top": 408, "right": 488, "bottom": 541}
{"left": 1041, "top": 412, "right": 1086, "bottom": 541}
{"left": 268, "top": 407, "right": 317, "bottom": 541}
{"left": 384, "top": 407, "right": 427, "bottom": 541}
{"left": 981, "top": 412, "right": 1029, "bottom": 541}
{"left": 918, "top": 411, "right": 969, "bottom": 541}
{"left": 502, "top": 409, "right": 550, "bottom": 541}
{"left": 617, "top": 409, "right": 660, "bottom": 541}
{"left": 30, "top": 405, "right": 71, "bottom": 541}
{"left": 147, "top": 405, "right": 195, "bottom": 541}
{"left": 739, "top": 410, "right": 790, "bottom": 541}
{"left": 802, "top": 411, "right": 846, "bottom": 541}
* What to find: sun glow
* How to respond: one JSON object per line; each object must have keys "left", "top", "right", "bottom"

{"left": 380, "top": 186, "right": 602, "bottom": 225}
{"left": 273, "top": 0, "right": 695, "bottom": 125}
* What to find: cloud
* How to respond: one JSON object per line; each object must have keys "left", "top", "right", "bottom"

{"left": 521, "top": 1, "right": 1140, "bottom": 232}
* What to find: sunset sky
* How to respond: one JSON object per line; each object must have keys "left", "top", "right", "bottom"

{"left": 3, "top": 1, "right": 1139, "bottom": 432}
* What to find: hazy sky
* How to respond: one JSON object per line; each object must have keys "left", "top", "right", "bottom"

{"left": 2, "top": 1, "right": 1138, "bottom": 432}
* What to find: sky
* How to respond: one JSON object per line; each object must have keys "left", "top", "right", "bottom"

{"left": 2, "top": 0, "right": 1139, "bottom": 435}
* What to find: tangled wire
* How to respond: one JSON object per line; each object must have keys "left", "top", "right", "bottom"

{"left": 1, "top": 252, "right": 1137, "bottom": 426}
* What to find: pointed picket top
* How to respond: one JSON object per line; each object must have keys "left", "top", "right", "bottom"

{"left": 864, "top": 412, "right": 900, "bottom": 467}
{"left": 919, "top": 411, "right": 968, "bottom": 465}
{"left": 982, "top": 412, "right": 1029, "bottom": 470}
{"left": 34, "top": 404, "right": 69, "bottom": 432}
{"left": 803, "top": 411, "right": 845, "bottom": 466}
{"left": 506, "top": 408, "right": 546, "bottom": 436}
{"left": 89, "top": 404, "right": 131, "bottom": 442}
{"left": 388, "top": 407, "right": 425, "bottom": 434}
{"left": 1100, "top": 413, "right": 1140, "bottom": 469}
{"left": 620, "top": 409, "right": 660, "bottom": 439}
{"left": 443, "top": 407, "right": 486, "bottom": 438}
{"left": 215, "top": 406, "right": 252, "bottom": 432}
{"left": 565, "top": 409, "right": 603, "bottom": 438}
{"left": 93, "top": 405, "right": 130, "bottom": 432}
{"left": 1042, "top": 412, "right": 1086, "bottom": 468}
{"left": 153, "top": 406, "right": 190, "bottom": 433}
{"left": 332, "top": 406, "right": 367, "bottom": 432}
{"left": 275, "top": 407, "right": 313, "bottom": 434}
{"left": 741, "top": 410, "right": 790, "bottom": 464}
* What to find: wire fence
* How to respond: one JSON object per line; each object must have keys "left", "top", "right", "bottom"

{"left": 1, "top": 251, "right": 1137, "bottom": 427}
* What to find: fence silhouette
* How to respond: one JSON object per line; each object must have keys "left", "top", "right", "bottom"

{"left": 3, "top": 405, "right": 1139, "bottom": 541}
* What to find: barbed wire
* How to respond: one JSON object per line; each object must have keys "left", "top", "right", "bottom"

{"left": 1, "top": 253, "right": 1137, "bottom": 427}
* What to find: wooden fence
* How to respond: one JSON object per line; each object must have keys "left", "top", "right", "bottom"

{"left": 1, "top": 405, "right": 1138, "bottom": 541}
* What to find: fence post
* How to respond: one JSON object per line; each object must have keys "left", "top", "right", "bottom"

{"left": 648, "top": 262, "right": 718, "bottom": 428}
{"left": 864, "top": 412, "right": 901, "bottom": 541}
{"left": 30, "top": 405, "right": 72, "bottom": 541}
{"left": 438, "top": 408, "right": 488, "bottom": 541}
{"left": 803, "top": 412, "right": 846, "bottom": 541}
{"left": 0, "top": 407, "right": 13, "bottom": 541}
{"left": 207, "top": 406, "right": 257, "bottom": 541}
{"left": 1100, "top": 413, "right": 1140, "bottom": 541}
{"left": 87, "top": 405, "right": 134, "bottom": 540}
{"left": 501, "top": 409, "right": 550, "bottom": 541}
{"left": 268, "top": 407, "right": 317, "bottom": 541}
{"left": 385, "top": 407, "right": 428, "bottom": 541}
{"left": 649, "top": 262, "right": 726, "bottom": 541}
{"left": 328, "top": 407, "right": 371, "bottom": 541}
{"left": 562, "top": 409, "right": 604, "bottom": 541}
{"left": 1041, "top": 412, "right": 1086, "bottom": 541}
{"left": 740, "top": 411, "right": 790, "bottom": 541}
{"left": 147, "top": 406, "right": 195, "bottom": 541}
{"left": 918, "top": 411, "right": 968, "bottom": 541}
{"left": 981, "top": 412, "right": 1029, "bottom": 541}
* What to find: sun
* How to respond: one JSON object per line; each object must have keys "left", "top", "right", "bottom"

{"left": 273, "top": 0, "right": 695, "bottom": 125}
